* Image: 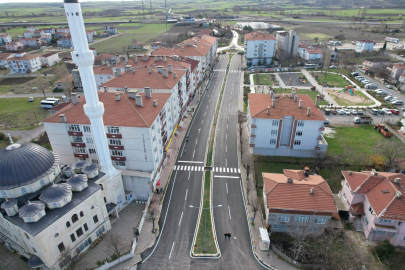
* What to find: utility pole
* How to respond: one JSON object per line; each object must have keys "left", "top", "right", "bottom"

{"left": 142, "top": 0, "right": 145, "bottom": 21}
{"left": 149, "top": 0, "right": 153, "bottom": 21}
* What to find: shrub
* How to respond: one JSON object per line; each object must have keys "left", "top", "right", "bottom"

{"left": 111, "top": 254, "right": 118, "bottom": 261}
{"left": 375, "top": 240, "right": 395, "bottom": 261}
{"left": 0, "top": 132, "right": 6, "bottom": 141}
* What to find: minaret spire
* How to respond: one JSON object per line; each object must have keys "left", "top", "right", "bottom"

{"left": 63, "top": 0, "right": 117, "bottom": 178}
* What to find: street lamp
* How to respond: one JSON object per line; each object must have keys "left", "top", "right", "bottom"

{"left": 189, "top": 204, "right": 222, "bottom": 252}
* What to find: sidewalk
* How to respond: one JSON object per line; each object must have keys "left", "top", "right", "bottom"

{"left": 300, "top": 69, "right": 337, "bottom": 105}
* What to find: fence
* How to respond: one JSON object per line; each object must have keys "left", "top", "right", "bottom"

{"left": 94, "top": 238, "right": 137, "bottom": 270}
{"left": 384, "top": 124, "right": 405, "bottom": 144}
{"left": 271, "top": 245, "right": 322, "bottom": 269}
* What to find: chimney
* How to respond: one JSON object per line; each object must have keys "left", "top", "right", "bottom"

{"left": 103, "top": 86, "right": 108, "bottom": 92}
{"left": 134, "top": 56, "right": 137, "bottom": 63}
{"left": 168, "top": 64, "right": 172, "bottom": 73}
{"left": 310, "top": 188, "right": 315, "bottom": 195}
{"left": 114, "top": 71, "right": 117, "bottom": 77}
{"left": 272, "top": 98, "right": 275, "bottom": 107}
{"left": 115, "top": 54, "right": 120, "bottom": 64}
{"left": 371, "top": 169, "right": 378, "bottom": 176}
{"left": 116, "top": 69, "right": 121, "bottom": 76}
{"left": 396, "top": 190, "right": 403, "bottom": 198}
{"left": 294, "top": 95, "right": 297, "bottom": 102}
{"left": 124, "top": 86, "right": 128, "bottom": 93}
{"left": 287, "top": 177, "right": 293, "bottom": 183}
{"left": 395, "top": 178, "right": 401, "bottom": 184}
{"left": 107, "top": 62, "right": 110, "bottom": 68}
{"left": 125, "top": 65, "right": 132, "bottom": 72}
{"left": 71, "top": 93, "right": 79, "bottom": 105}
{"left": 132, "top": 68, "right": 135, "bottom": 73}
{"left": 153, "top": 64, "right": 156, "bottom": 68}
{"left": 158, "top": 66, "right": 163, "bottom": 73}
{"left": 148, "top": 68, "right": 152, "bottom": 74}
{"left": 164, "top": 56, "right": 167, "bottom": 62}
{"left": 307, "top": 107, "right": 310, "bottom": 116}
{"left": 154, "top": 56, "right": 157, "bottom": 62}
{"left": 59, "top": 114, "right": 66, "bottom": 123}
{"left": 135, "top": 95, "right": 143, "bottom": 107}
{"left": 267, "top": 106, "right": 270, "bottom": 115}
{"left": 137, "top": 64, "right": 140, "bottom": 68}
{"left": 116, "top": 93, "right": 120, "bottom": 101}
{"left": 349, "top": 171, "right": 352, "bottom": 175}
{"left": 174, "top": 72, "right": 177, "bottom": 78}
{"left": 299, "top": 100, "right": 302, "bottom": 108}
{"left": 163, "top": 68, "right": 168, "bottom": 78}
{"left": 128, "top": 90, "right": 137, "bottom": 99}
{"left": 144, "top": 87, "right": 152, "bottom": 98}
{"left": 153, "top": 100, "right": 158, "bottom": 107}
{"left": 316, "top": 95, "right": 319, "bottom": 107}
{"left": 292, "top": 90, "right": 295, "bottom": 99}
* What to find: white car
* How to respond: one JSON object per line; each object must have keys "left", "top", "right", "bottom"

{"left": 28, "top": 97, "right": 34, "bottom": 102}
{"left": 392, "top": 99, "right": 403, "bottom": 105}
{"left": 350, "top": 109, "right": 357, "bottom": 115}
{"left": 337, "top": 109, "right": 345, "bottom": 115}
{"left": 343, "top": 109, "right": 351, "bottom": 115}
{"left": 386, "top": 84, "right": 393, "bottom": 89}
{"left": 361, "top": 80, "right": 370, "bottom": 84}
{"left": 329, "top": 65, "right": 337, "bottom": 69}
{"left": 383, "top": 108, "right": 392, "bottom": 115}
{"left": 374, "top": 89, "right": 383, "bottom": 92}
{"left": 384, "top": 96, "right": 393, "bottom": 101}
{"left": 376, "top": 90, "right": 387, "bottom": 96}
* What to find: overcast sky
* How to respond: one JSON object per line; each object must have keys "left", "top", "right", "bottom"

{"left": 0, "top": 0, "right": 138, "bottom": 3}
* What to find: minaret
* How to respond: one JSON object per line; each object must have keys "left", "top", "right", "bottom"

{"left": 63, "top": 0, "right": 117, "bottom": 178}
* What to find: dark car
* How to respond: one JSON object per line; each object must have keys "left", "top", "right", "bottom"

{"left": 330, "top": 109, "right": 337, "bottom": 115}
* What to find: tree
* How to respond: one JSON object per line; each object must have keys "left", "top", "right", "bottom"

{"left": 56, "top": 64, "right": 72, "bottom": 97}
{"left": 106, "top": 232, "right": 125, "bottom": 257}
{"left": 379, "top": 139, "right": 405, "bottom": 171}
{"left": 382, "top": 41, "right": 387, "bottom": 50}
{"left": 277, "top": 49, "right": 290, "bottom": 67}
{"left": 242, "top": 25, "right": 253, "bottom": 32}
{"left": 243, "top": 157, "right": 253, "bottom": 180}
{"left": 313, "top": 37, "right": 319, "bottom": 43}
{"left": 245, "top": 180, "right": 253, "bottom": 200}
{"left": 36, "top": 76, "right": 53, "bottom": 98}
{"left": 250, "top": 196, "right": 260, "bottom": 219}
{"left": 334, "top": 34, "right": 345, "bottom": 40}
{"left": 149, "top": 210, "right": 157, "bottom": 233}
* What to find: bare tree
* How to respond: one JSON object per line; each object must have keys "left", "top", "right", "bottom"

{"left": 380, "top": 139, "right": 405, "bottom": 171}
{"left": 243, "top": 157, "right": 253, "bottom": 180}
{"left": 58, "top": 246, "right": 79, "bottom": 270}
{"left": 36, "top": 76, "right": 53, "bottom": 98}
{"left": 149, "top": 210, "right": 157, "bottom": 233}
{"left": 277, "top": 49, "right": 290, "bottom": 66}
{"left": 250, "top": 196, "right": 260, "bottom": 219}
{"left": 106, "top": 232, "right": 125, "bottom": 257}
{"left": 245, "top": 180, "right": 253, "bottom": 201}
{"left": 55, "top": 64, "right": 72, "bottom": 97}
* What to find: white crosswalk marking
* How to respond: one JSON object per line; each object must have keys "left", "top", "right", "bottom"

{"left": 200, "top": 166, "right": 203, "bottom": 171}
{"left": 227, "top": 168, "right": 229, "bottom": 173}
{"left": 231, "top": 168, "right": 234, "bottom": 173}
{"left": 220, "top": 168, "right": 222, "bottom": 173}
{"left": 174, "top": 165, "right": 177, "bottom": 170}
{"left": 191, "top": 166, "right": 194, "bottom": 171}
{"left": 238, "top": 169, "right": 241, "bottom": 173}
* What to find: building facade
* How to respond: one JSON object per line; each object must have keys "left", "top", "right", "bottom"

{"left": 244, "top": 31, "right": 276, "bottom": 67}
{"left": 5, "top": 53, "right": 42, "bottom": 74}
{"left": 276, "top": 30, "right": 299, "bottom": 56}
{"left": 302, "top": 47, "right": 323, "bottom": 63}
{"left": 362, "top": 58, "right": 391, "bottom": 72}
{"left": 20, "top": 38, "right": 39, "bottom": 48}
{"left": 388, "top": 63, "right": 405, "bottom": 80}
{"left": 42, "top": 52, "right": 60, "bottom": 67}
{"left": 247, "top": 93, "right": 327, "bottom": 157}
{"left": 356, "top": 40, "right": 374, "bottom": 53}
{"left": 0, "top": 33, "right": 12, "bottom": 45}
{"left": 5, "top": 42, "right": 23, "bottom": 52}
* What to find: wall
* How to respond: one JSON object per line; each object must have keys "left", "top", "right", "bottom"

{"left": 267, "top": 212, "right": 332, "bottom": 235}
{"left": 44, "top": 122, "right": 76, "bottom": 165}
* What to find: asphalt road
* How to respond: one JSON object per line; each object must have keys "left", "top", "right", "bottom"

{"left": 325, "top": 111, "right": 402, "bottom": 125}
{"left": 138, "top": 54, "right": 229, "bottom": 270}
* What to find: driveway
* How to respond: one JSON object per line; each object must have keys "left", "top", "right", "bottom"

{"left": 217, "top": 30, "right": 244, "bottom": 52}
{"left": 2, "top": 125, "right": 45, "bottom": 143}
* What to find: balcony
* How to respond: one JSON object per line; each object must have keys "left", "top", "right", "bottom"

{"left": 186, "top": 70, "right": 190, "bottom": 77}
{"left": 314, "top": 146, "right": 321, "bottom": 151}
{"left": 186, "top": 79, "right": 190, "bottom": 85}
{"left": 74, "top": 153, "right": 89, "bottom": 158}
{"left": 159, "top": 111, "right": 166, "bottom": 121}
{"left": 109, "top": 145, "right": 124, "bottom": 150}
{"left": 68, "top": 131, "right": 83, "bottom": 136}
{"left": 71, "top": 142, "right": 85, "bottom": 148}
{"left": 161, "top": 121, "right": 167, "bottom": 130}
{"left": 111, "top": 156, "right": 126, "bottom": 161}
{"left": 106, "top": 133, "right": 122, "bottom": 139}
{"left": 178, "top": 82, "right": 183, "bottom": 89}
{"left": 187, "top": 84, "right": 191, "bottom": 91}
{"left": 319, "top": 127, "right": 325, "bottom": 131}
{"left": 250, "top": 134, "right": 256, "bottom": 137}
{"left": 317, "top": 136, "right": 323, "bottom": 141}
{"left": 251, "top": 124, "right": 257, "bottom": 128}
{"left": 249, "top": 144, "right": 255, "bottom": 147}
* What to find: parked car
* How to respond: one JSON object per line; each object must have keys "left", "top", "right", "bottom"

{"left": 351, "top": 72, "right": 359, "bottom": 76}
{"left": 330, "top": 109, "right": 337, "bottom": 115}
{"left": 357, "top": 110, "right": 364, "bottom": 115}
{"left": 385, "top": 84, "right": 393, "bottom": 89}
{"left": 343, "top": 109, "right": 351, "bottom": 115}
{"left": 383, "top": 108, "right": 392, "bottom": 115}
{"left": 337, "top": 109, "right": 345, "bottom": 115}
{"left": 384, "top": 95, "right": 394, "bottom": 101}
{"left": 324, "top": 119, "right": 329, "bottom": 125}
{"left": 370, "top": 109, "right": 378, "bottom": 115}
{"left": 378, "top": 109, "right": 385, "bottom": 114}
{"left": 392, "top": 99, "right": 403, "bottom": 105}
{"left": 329, "top": 65, "right": 337, "bottom": 69}
{"left": 361, "top": 80, "right": 370, "bottom": 84}
{"left": 390, "top": 109, "right": 400, "bottom": 115}
{"left": 365, "top": 83, "right": 377, "bottom": 89}
{"left": 376, "top": 90, "right": 387, "bottom": 96}
{"left": 355, "top": 76, "right": 364, "bottom": 80}
{"left": 350, "top": 109, "right": 357, "bottom": 115}
{"left": 28, "top": 97, "right": 34, "bottom": 102}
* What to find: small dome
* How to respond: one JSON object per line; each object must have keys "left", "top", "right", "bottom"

{"left": 39, "top": 183, "right": 72, "bottom": 203}
{"left": 74, "top": 160, "right": 90, "bottom": 173}
{"left": 1, "top": 198, "right": 17, "bottom": 209}
{"left": 0, "top": 143, "right": 59, "bottom": 190}
{"left": 82, "top": 164, "right": 100, "bottom": 178}
{"left": 67, "top": 174, "right": 88, "bottom": 187}
{"left": 19, "top": 201, "right": 45, "bottom": 218}
{"left": 63, "top": 166, "right": 75, "bottom": 177}
{"left": 28, "top": 254, "right": 44, "bottom": 268}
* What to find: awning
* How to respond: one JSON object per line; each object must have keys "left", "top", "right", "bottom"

{"left": 28, "top": 254, "right": 44, "bottom": 268}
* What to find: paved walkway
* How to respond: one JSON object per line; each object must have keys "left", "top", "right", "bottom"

{"left": 1, "top": 125, "right": 45, "bottom": 143}
{"left": 300, "top": 69, "right": 337, "bottom": 105}
{"left": 0, "top": 243, "right": 31, "bottom": 270}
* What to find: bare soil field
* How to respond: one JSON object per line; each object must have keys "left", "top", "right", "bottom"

{"left": 0, "top": 77, "right": 36, "bottom": 86}
{"left": 327, "top": 89, "right": 374, "bottom": 106}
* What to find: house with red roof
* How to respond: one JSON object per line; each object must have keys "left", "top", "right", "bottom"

{"left": 4, "top": 53, "right": 42, "bottom": 73}
{"left": 263, "top": 168, "right": 338, "bottom": 234}
{"left": 388, "top": 63, "right": 405, "bottom": 80}
{"left": 0, "top": 33, "right": 12, "bottom": 45}
{"left": 302, "top": 47, "right": 323, "bottom": 63}
{"left": 247, "top": 92, "right": 327, "bottom": 157}
{"left": 244, "top": 31, "right": 276, "bottom": 66}
{"left": 5, "top": 42, "right": 23, "bottom": 52}
{"left": 339, "top": 170, "right": 405, "bottom": 246}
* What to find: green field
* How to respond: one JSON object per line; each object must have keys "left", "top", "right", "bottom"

{"left": 0, "top": 98, "right": 51, "bottom": 130}
{"left": 268, "top": 88, "right": 329, "bottom": 106}
{"left": 315, "top": 72, "right": 350, "bottom": 88}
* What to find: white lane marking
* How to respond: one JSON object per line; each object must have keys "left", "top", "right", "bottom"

{"left": 169, "top": 242, "right": 175, "bottom": 259}
{"left": 226, "top": 145, "right": 227, "bottom": 152}
{"left": 226, "top": 134, "right": 227, "bottom": 140}
{"left": 238, "top": 169, "right": 241, "bottom": 173}
{"left": 178, "top": 161, "right": 203, "bottom": 163}
{"left": 227, "top": 168, "right": 229, "bottom": 173}
{"left": 207, "top": 105, "right": 208, "bottom": 109}
{"left": 226, "top": 182, "right": 228, "bottom": 194}
{"left": 193, "top": 150, "right": 195, "bottom": 158}
{"left": 201, "top": 120, "right": 204, "bottom": 124}
{"left": 180, "top": 166, "right": 183, "bottom": 170}
{"left": 228, "top": 205, "right": 232, "bottom": 220}
{"left": 174, "top": 165, "right": 177, "bottom": 170}
{"left": 179, "top": 212, "right": 183, "bottom": 226}
{"left": 188, "top": 171, "right": 191, "bottom": 180}
{"left": 196, "top": 139, "right": 198, "bottom": 145}
{"left": 227, "top": 123, "right": 228, "bottom": 129}
{"left": 191, "top": 166, "right": 194, "bottom": 171}
{"left": 187, "top": 166, "right": 190, "bottom": 171}
{"left": 214, "top": 175, "right": 240, "bottom": 178}
{"left": 220, "top": 168, "right": 222, "bottom": 173}
{"left": 204, "top": 112, "right": 206, "bottom": 116}
{"left": 185, "top": 189, "right": 188, "bottom": 201}
{"left": 226, "top": 159, "right": 228, "bottom": 167}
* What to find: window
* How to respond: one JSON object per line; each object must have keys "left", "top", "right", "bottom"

{"left": 89, "top": 148, "right": 96, "bottom": 154}
{"left": 32, "top": 247, "right": 36, "bottom": 253}
{"left": 93, "top": 215, "right": 99, "bottom": 224}
{"left": 72, "top": 214, "right": 79, "bottom": 223}
{"left": 91, "top": 206, "right": 94, "bottom": 210}
{"left": 274, "top": 225, "right": 287, "bottom": 230}
{"left": 68, "top": 125, "right": 80, "bottom": 132}
{"left": 379, "top": 219, "right": 392, "bottom": 223}
{"left": 74, "top": 147, "right": 86, "bottom": 154}
{"left": 369, "top": 207, "right": 374, "bottom": 215}
{"left": 375, "top": 230, "right": 386, "bottom": 234}
{"left": 70, "top": 233, "right": 76, "bottom": 242}
{"left": 77, "top": 237, "right": 92, "bottom": 253}
{"left": 314, "top": 217, "right": 327, "bottom": 224}
{"left": 83, "top": 126, "right": 91, "bottom": 132}
{"left": 80, "top": 211, "right": 84, "bottom": 217}
{"left": 92, "top": 159, "right": 99, "bottom": 164}
{"left": 272, "top": 120, "right": 279, "bottom": 126}
{"left": 278, "top": 215, "right": 289, "bottom": 222}
{"left": 96, "top": 225, "right": 105, "bottom": 237}
{"left": 86, "top": 137, "right": 94, "bottom": 144}
{"left": 109, "top": 139, "right": 122, "bottom": 145}
{"left": 295, "top": 215, "right": 310, "bottom": 223}
{"left": 270, "top": 139, "right": 276, "bottom": 145}
{"left": 294, "top": 140, "right": 301, "bottom": 146}
{"left": 342, "top": 193, "right": 346, "bottom": 200}
{"left": 297, "top": 121, "right": 304, "bottom": 127}
{"left": 58, "top": 242, "right": 65, "bottom": 253}
{"left": 55, "top": 233, "right": 59, "bottom": 238}
{"left": 84, "top": 223, "right": 89, "bottom": 232}
{"left": 364, "top": 216, "right": 369, "bottom": 226}
{"left": 108, "top": 126, "right": 120, "bottom": 134}
{"left": 39, "top": 179, "right": 46, "bottom": 186}
{"left": 295, "top": 131, "right": 303, "bottom": 136}
{"left": 346, "top": 182, "right": 350, "bottom": 188}
{"left": 76, "top": 228, "right": 83, "bottom": 238}
{"left": 111, "top": 150, "right": 123, "bottom": 156}
{"left": 66, "top": 221, "right": 71, "bottom": 228}
{"left": 271, "top": 130, "right": 278, "bottom": 135}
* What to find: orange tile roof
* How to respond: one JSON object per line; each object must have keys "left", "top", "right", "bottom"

{"left": 114, "top": 55, "right": 191, "bottom": 71}
{"left": 43, "top": 92, "right": 171, "bottom": 128}
{"left": 263, "top": 171, "right": 337, "bottom": 213}
{"left": 94, "top": 53, "right": 115, "bottom": 61}
{"left": 93, "top": 65, "right": 114, "bottom": 75}
{"left": 351, "top": 203, "right": 365, "bottom": 215}
{"left": 6, "top": 54, "right": 40, "bottom": 61}
{"left": 0, "top": 53, "right": 13, "bottom": 60}
{"left": 248, "top": 94, "right": 326, "bottom": 121}
{"left": 244, "top": 31, "right": 276, "bottom": 41}
{"left": 100, "top": 67, "right": 185, "bottom": 90}
{"left": 305, "top": 48, "right": 323, "bottom": 54}
{"left": 153, "top": 35, "right": 216, "bottom": 57}
{"left": 393, "top": 63, "right": 405, "bottom": 69}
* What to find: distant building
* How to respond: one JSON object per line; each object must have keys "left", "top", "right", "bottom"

{"left": 362, "top": 58, "right": 391, "bottom": 72}
{"left": 26, "top": 26, "right": 38, "bottom": 32}
{"left": 298, "top": 42, "right": 309, "bottom": 57}
{"left": 0, "top": 53, "right": 13, "bottom": 69}
{"left": 42, "top": 52, "right": 60, "bottom": 67}
{"left": 244, "top": 31, "right": 276, "bottom": 66}
{"left": 57, "top": 36, "right": 73, "bottom": 48}
{"left": 104, "top": 26, "right": 118, "bottom": 35}
{"left": 150, "top": 41, "right": 164, "bottom": 49}
{"left": 71, "top": 69, "right": 83, "bottom": 91}
{"left": 33, "top": 30, "right": 45, "bottom": 38}
{"left": 20, "top": 38, "right": 39, "bottom": 48}
{"left": 247, "top": 93, "right": 327, "bottom": 157}
{"left": 4, "top": 53, "right": 42, "bottom": 74}
{"left": 23, "top": 31, "right": 34, "bottom": 38}
{"left": 93, "top": 53, "right": 116, "bottom": 65}
{"left": 302, "top": 47, "right": 323, "bottom": 63}
{"left": 199, "top": 29, "right": 213, "bottom": 36}
{"left": 356, "top": 40, "right": 374, "bottom": 53}
{"left": 86, "top": 30, "right": 96, "bottom": 43}
{"left": 54, "top": 74, "right": 73, "bottom": 91}
{"left": 388, "top": 63, "right": 405, "bottom": 80}
{"left": 5, "top": 42, "right": 23, "bottom": 52}
{"left": 276, "top": 30, "right": 300, "bottom": 56}
{"left": 128, "top": 42, "right": 146, "bottom": 49}
{"left": 56, "top": 27, "right": 70, "bottom": 34}
{"left": 40, "top": 28, "right": 56, "bottom": 35}
{"left": 0, "top": 33, "right": 12, "bottom": 45}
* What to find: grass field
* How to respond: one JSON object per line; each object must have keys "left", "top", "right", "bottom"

{"left": 0, "top": 98, "right": 51, "bottom": 130}
{"left": 315, "top": 72, "right": 349, "bottom": 88}
{"left": 300, "top": 33, "right": 333, "bottom": 40}
{"left": 0, "top": 77, "right": 37, "bottom": 94}
{"left": 254, "top": 74, "right": 276, "bottom": 85}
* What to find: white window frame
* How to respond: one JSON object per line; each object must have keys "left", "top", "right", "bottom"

{"left": 91, "top": 159, "right": 99, "bottom": 164}
{"left": 68, "top": 124, "right": 80, "bottom": 132}
{"left": 375, "top": 230, "right": 386, "bottom": 234}
{"left": 109, "top": 139, "right": 122, "bottom": 146}
{"left": 379, "top": 219, "right": 392, "bottom": 223}
{"left": 115, "top": 160, "right": 126, "bottom": 166}
{"left": 274, "top": 225, "right": 287, "bottom": 230}
{"left": 294, "top": 140, "right": 301, "bottom": 146}
{"left": 272, "top": 120, "right": 279, "bottom": 126}
{"left": 295, "top": 215, "right": 310, "bottom": 223}
{"left": 297, "top": 120, "right": 305, "bottom": 127}
{"left": 74, "top": 147, "right": 86, "bottom": 154}
{"left": 364, "top": 216, "right": 369, "bottom": 226}
{"left": 111, "top": 150, "right": 123, "bottom": 156}
{"left": 278, "top": 215, "right": 289, "bottom": 222}
{"left": 107, "top": 126, "right": 120, "bottom": 134}
{"left": 86, "top": 137, "right": 94, "bottom": 144}
{"left": 271, "top": 130, "right": 278, "bottom": 136}
{"left": 314, "top": 217, "right": 327, "bottom": 224}
{"left": 89, "top": 148, "right": 96, "bottom": 154}
{"left": 270, "top": 139, "right": 276, "bottom": 145}
{"left": 295, "top": 131, "right": 303, "bottom": 136}
{"left": 83, "top": 126, "right": 91, "bottom": 132}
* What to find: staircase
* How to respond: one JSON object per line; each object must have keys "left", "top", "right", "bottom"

{"left": 355, "top": 218, "right": 363, "bottom": 232}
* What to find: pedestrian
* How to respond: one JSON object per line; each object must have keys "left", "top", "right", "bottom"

{"left": 224, "top": 233, "right": 228, "bottom": 240}
{"left": 228, "top": 233, "right": 231, "bottom": 241}
{"left": 156, "top": 188, "right": 159, "bottom": 194}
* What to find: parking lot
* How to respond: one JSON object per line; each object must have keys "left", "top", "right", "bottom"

{"left": 278, "top": 73, "right": 313, "bottom": 87}
{"left": 323, "top": 109, "right": 402, "bottom": 125}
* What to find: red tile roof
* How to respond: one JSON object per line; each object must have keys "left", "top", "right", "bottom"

{"left": 245, "top": 31, "right": 276, "bottom": 41}
{"left": 49, "top": 101, "right": 71, "bottom": 112}
{"left": 305, "top": 48, "right": 323, "bottom": 54}
{"left": 43, "top": 92, "right": 171, "bottom": 128}
{"left": 93, "top": 65, "right": 114, "bottom": 75}
{"left": 393, "top": 63, "right": 405, "bottom": 69}
{"left": 248, "top": 94, "right": 326, "bottom": 121}
{"left": 42, "top": 52, "right": 58, "bottom": 58}
{"left": 114, "top": 55, "right": 192, "bottom": 71}
{"left": 0, "top": 53, "right": 13, "bottom": 60}
{"left": 199, "top": 30, "right": 213, "bottom": 35}
{"left": 351, "top": 203, "right": 365, "bottom": 215}
{"left": 94, "top": 53, "right": 115, "bottom": 61}
{"left": 153, "top": 35, "right": 217, "bottom": 57}
{"left": 263, "top": 171, "right": 337, "bottom": 213}
{"left": 6, "top": 54, "right": 40, "bottom": 61}
{"left": 100, "top": 67, "right": 185, "bottom": 90}
{"left": 179, "top": 56, "right": 199, "bottom": 72}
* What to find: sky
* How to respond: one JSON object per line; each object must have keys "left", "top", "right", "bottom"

{"left": 0, "top": 0, "right": 139, "bottom": 3}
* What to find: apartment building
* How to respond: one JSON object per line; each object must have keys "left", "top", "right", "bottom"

{"left": 356, "top": 40, "right": 374, "bottom": 53}
{"left": 388, "top": 63, "right": 405, "bottom": 80}
{"left": 362, "top": 58, "right": 391, "bottom": 72}
{"left": 244, "top": 31, "right": 276, "bottom": 66}
{"left": 42, "top": 52, "right": 60, "bottom": 67}
{"left": 20, "top": 38, "right": 39, "bottom": 48}
{"left": 5, "top": 53, "right": 42, "bottom": 74}
{"left": 0, "top": 33, "right": 12, "bottom": 45}
{"left": 27, "top": 26, "right": 38, "bottom": 32}
{"left": 263, "top": 168, "right": 338, "bottom": 234}
{"left": 5, "top": 42, "right": 23, "bottom": 52}
{"left": 276, "top": 30, "right": 299, "bottom": 56}
{"left": 43, "top": 91, "right": 172, "bottom": 195}
{"left": 0, "top": 53, "right": 13, "bottom": 69}
{"left": 57, "top": 36, "right": 73, "bottom": 48}
{"left": 247, "top": 93, "right": 327, "bottom": 157}
{"left": 302, "top": 47, "right": 323, "bottom": 63}
{"left": 339, "top": 170, "right": 405, "bottom": 247}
